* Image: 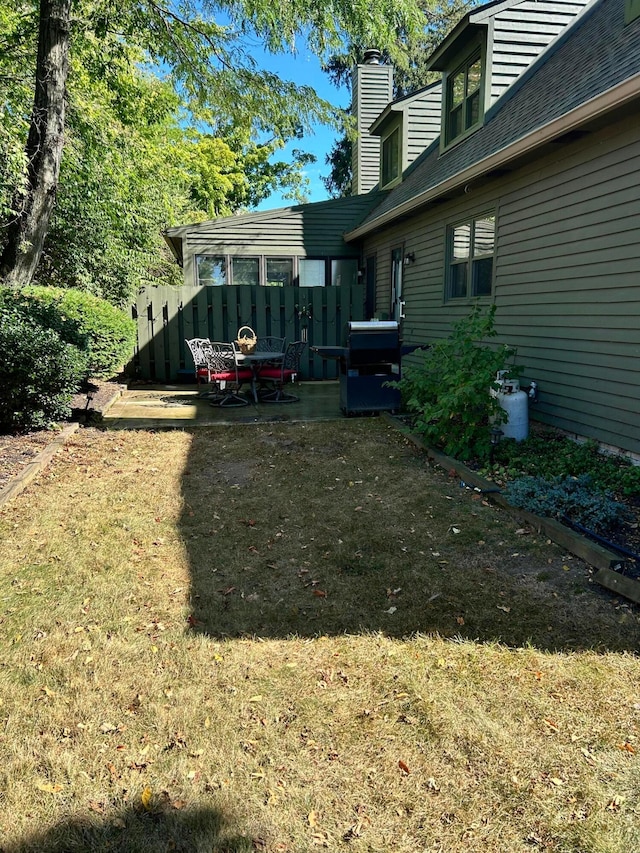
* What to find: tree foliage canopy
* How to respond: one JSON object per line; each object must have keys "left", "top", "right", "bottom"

{"left": 0, "top": 0, "right": 425, "bottom": 301}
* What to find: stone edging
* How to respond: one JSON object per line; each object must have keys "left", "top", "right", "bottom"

{"left": 382, "top": 414, "right": 640, "bottom": 606}
{"left": 0, "top": 423, "right": 80, "bottom": 509}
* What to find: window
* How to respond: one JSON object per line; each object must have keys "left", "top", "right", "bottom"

{"left": 231, "top": 257, "right": 260, "bottom": 286}
{"left": 446, "top": 51, "right": 482, "bottom": 145}
{"left": 381, "top": 126, "right": 401, "bottom": 188}
{"left": 266, "top": 258, "right": 293, "bottom": 287}
{"left": 299, "top": 259, "right": 326, "bottom": 287}
{"left": 446, "top": 213, "right": 495, "bottom": 300}
{"left": 331, "top": 259, "right": 358, "bottom": 287}
{"left": 196, "top": 255, "right": 226, "bottom": 286}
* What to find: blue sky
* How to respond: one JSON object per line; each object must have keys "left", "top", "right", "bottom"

{"left": 252, "top": 49, "right": 351, "bottom": 209}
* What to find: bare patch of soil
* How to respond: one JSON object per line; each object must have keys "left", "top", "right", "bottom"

{"left": 0, "top": 431, "right": 53, "bottom": 491}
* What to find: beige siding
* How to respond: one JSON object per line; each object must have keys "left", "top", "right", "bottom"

{"left": 359, "top": 113, "right": 640, "bottom": 455}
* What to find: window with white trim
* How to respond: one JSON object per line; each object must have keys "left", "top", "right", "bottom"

{"left": 446, "top": 213, "right": 495, "bottom": 300}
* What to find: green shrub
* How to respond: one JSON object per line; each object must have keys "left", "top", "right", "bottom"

{"left": 0, "top": 286, "right": 136, "bottom": 378}
{"left": 0, "top": 308, "right": 88, "bottom": 430}
{"left": 504, "top": 474, "right": 631, "bottom": 534}
{"left": 0, "top": 286, "right": 88, "bottom": 351}
{"left": 395, "top": 305, "right": 520, "bottom": 461}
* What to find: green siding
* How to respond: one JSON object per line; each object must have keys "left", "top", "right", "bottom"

{"left": 352, "top": 63, "right": 393, "bottom": 194}
{"left": 166, "top": 195, "right": 385, "bottom": 288}
{"left": 360, "top": 112, "right": 640, "bottom": 455}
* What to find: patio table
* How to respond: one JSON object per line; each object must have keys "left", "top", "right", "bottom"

{"left": 237, "top": 351, "right": 285, "bottom": 403}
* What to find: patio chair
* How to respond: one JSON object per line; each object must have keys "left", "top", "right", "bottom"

{"left": 185, "top": 338, "right": 222, "bottom": 399}
{"left": 206, "top": 341, "right": 253, "bottom": 407}
{"left": 258, "top": 340, "right": 307, "bottom": 403}
{"left": 257, "top": 336, "right": 286, "bottom": 357}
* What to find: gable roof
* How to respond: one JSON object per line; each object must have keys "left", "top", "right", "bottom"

{"left": 425, "top": 0, "right": 524, "bottom": 71}
{"left": 368, "top": 80, "right": 442, "bottom": 135}
{"left": 346, "top": 0, "right": 640, "bottom": 240}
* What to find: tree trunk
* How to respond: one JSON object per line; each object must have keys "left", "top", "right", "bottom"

{"left": 0, "top": 0, "right": 71, "bottom": 287}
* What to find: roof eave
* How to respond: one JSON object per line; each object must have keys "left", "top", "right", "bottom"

{"left": 369, "top": 103, "right": 404, "bottom": 135}
{"left": 345, "top": 73, "right": 640, "bottom": 241}
{"left": 426, "top": 22, "right": 486, "bottom": 72}
{"left": 162, "top": 232, "right": 183, "bottom": 265}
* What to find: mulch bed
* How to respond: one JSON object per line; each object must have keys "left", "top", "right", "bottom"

{"left": 0, "top": 380, "right": 122, "bottom": 493}
{"left": 0, "top": 431, "right": 53, "bottom": 492}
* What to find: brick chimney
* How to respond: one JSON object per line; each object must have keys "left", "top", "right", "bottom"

{"left": 351, "top": 50, "right": 393, "bottom": 195}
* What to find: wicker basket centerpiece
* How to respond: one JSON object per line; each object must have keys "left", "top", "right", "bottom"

{"left": 236, "top": 325, "right": 258, "bottom": 354}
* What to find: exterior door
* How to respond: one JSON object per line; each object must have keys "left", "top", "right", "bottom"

{"left": 390, "top": 247, "right": 403, "bottom": 322}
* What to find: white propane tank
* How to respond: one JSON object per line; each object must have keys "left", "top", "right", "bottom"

{"left": 493, "top": 372, "right": 528, "bottom": 441}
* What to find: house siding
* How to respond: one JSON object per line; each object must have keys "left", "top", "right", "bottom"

{"left": 352, "top": 64, "right": 393, "bottom": 194}
{"left": 488, "top": 0, "right": 591, "bottom": 104}
{"left": 172, "top": 195, "right": 385, "bottom": 287}
{"left": 405, "top": 84, "right": 442, "bottom": 164}
{"left": 360, "top": 111, "right": 640, "bottom": 455}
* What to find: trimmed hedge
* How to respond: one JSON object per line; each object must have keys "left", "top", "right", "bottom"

{"left": 0, "top": 308, "right": 88, "bottom": 430}
{"left": 0, "top": 286, "right": 136, "bottom": 379}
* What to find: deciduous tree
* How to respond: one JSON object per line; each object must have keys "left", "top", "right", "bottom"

{"left": 0, "top": 0, "right": 424, "bottom": 290}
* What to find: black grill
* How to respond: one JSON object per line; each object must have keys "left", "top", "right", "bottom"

{"left": 313, "top": 321, "right": 422, "bottom": 415}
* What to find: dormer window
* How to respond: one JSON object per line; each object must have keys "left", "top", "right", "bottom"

{"left": 446, "top": 50, "right": 483, "bottom": 146}
{"left": 381, "top": 126, "right": 401, "bottom": 188}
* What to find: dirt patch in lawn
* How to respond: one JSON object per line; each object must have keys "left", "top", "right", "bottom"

{"left": 0, "top": 430, "right": 54, "bottom": 491}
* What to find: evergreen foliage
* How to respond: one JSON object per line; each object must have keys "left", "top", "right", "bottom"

{"left": 0, "top": 306, "right": 88, "bottom": 430}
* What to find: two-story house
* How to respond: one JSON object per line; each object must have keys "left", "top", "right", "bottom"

{"left": 163, "top": 0, "right": 640, "bottom": 457}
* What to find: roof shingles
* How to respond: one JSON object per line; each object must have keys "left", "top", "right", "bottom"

{"left": 355, "top": 0, "right": 640, "bottom": 232}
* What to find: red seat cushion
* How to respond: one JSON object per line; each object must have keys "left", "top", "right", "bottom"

{"left": 211, "top": 370, "right": 239, "bottom": 382}
{"left": 197, "top": 368, "right": 252, "bottom": 382}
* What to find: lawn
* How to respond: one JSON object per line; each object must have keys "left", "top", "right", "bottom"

{"left": 0, "top": 420, "right": 638, "bottom": 852}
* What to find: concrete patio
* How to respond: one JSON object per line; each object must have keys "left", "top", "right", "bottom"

{"left": 103, "top": 380, "right": 345, "bottom": 428}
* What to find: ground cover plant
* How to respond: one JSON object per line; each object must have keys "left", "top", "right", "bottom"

{"left": 0, "top": 421, "right": 638, "bottom": 852}
{"left": 477, "top": 430, "right": 640, "bottom": 560}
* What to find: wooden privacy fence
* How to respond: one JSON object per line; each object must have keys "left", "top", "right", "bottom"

{"left": 131, "top": 284, "right": 366, "bottom": 382}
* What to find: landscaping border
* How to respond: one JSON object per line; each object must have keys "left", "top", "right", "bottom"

{"left": 383, "top": 414, "right": 640, "bottom": 606}
{"left": 0, "top": 423, "right": 80, "bottom": 509}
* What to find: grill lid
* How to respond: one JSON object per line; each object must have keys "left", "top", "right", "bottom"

{"left": 348, "top": 321, "right": 398, "bottom": 332}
